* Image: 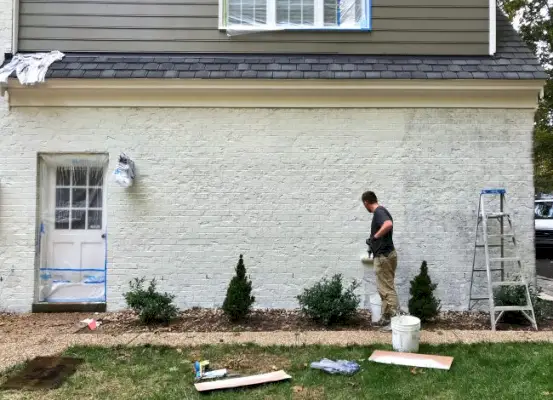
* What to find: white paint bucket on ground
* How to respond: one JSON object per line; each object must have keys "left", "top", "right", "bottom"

{"left": 391, "top": 315, "right": 421, "bottom": 353}
{"left": 369, "top": 294, "right": 382, "bottom": 323}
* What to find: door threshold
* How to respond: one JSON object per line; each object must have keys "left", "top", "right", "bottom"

{"left": 32, "top": 302, "right": 107, "bottom": 313}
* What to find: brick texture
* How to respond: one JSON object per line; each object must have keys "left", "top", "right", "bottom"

{"left": 0, "top": 0, "right": 11, "bottom": 59}
{"left": 0, "top": 108, "right": 536, "bottom": 312}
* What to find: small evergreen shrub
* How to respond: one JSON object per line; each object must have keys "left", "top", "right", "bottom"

{"left": 124, "top": 277, "right": 178, "bottom": 325}
{"left": 408, "top": 261, "right": 441, "bottom": 322}
{"left": 494, "top": 285, "right": 553, "bottom": 324}
{"left": 297, "top": 274, "right": 360, "bottom": 326}
{"left": 222, "top": 254, "right": 255, "bottom": 322}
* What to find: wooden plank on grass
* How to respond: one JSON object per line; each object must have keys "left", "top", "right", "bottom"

{"left": 194, "top": 370, "right": 291, "bottom": 392}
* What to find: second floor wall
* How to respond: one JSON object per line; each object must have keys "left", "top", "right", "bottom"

{"left": 18, "top": 0, "right": 490, "bottom": 55}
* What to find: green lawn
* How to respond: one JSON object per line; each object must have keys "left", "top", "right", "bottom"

{"left": 2, "top": 342, "right": 553, "bottom": 400}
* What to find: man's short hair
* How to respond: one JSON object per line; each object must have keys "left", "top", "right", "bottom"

{"left": 362, "top": 191, "right": 378, "bottom": 204}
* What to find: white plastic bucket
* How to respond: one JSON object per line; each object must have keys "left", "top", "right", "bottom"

{"left": 391, "top": 315, "right": 421, "bottom": 353}
{"left": 369, "top": 294, "right": 382, "bottom": 323}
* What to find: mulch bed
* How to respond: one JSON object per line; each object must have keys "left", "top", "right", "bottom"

{"left": 86, "top": 309, "right": 553, "bottom": 335}
{"left": 1, "top": 309, "right": 552, "bottom": 336}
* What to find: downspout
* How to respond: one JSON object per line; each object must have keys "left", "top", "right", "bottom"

{"left": 489, "top": 0, "right": 496, "bottom": 56}
{"left": 11, "top": 0, "right": 19, "bottom": 54}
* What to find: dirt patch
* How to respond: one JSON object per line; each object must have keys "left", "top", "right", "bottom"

{"left": 292, "top": 386, "right": 325, "bottom": 400}
{"left": 215, "top": 350, "right": 291, "bottom": 374}
{"left": 1, "top": 309, "right": 552, "bottom": 337}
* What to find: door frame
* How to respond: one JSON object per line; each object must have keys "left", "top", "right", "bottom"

{"left": 34, "top": 153, "right": 109, "bottom": 305}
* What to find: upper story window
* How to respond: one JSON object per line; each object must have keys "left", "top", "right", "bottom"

{"left": 220, "top": 0, "right": 371, "bottom": 32}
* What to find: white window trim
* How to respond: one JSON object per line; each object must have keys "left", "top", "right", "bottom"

{"left": 218, "top": 0, "right": 372, "bottom": 31}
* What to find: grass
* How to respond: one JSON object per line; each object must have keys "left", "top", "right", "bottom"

{"left": 1, "top": 342, "right": 553, "bottom": 399}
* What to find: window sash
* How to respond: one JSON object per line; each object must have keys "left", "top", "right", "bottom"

{"left": 221, "top": 0, "right": 371, "bottom": 30}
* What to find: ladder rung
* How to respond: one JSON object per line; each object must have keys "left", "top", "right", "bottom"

{"left": 470, "top": 297, "right": 489, "bottom": 301}
{"left": 494, "top": 305, "right": 533, "bottom": 312}
{"left": 484, "top": 212, "right": 510, "bottom": 219}
{"left": 488, "top": 234, "right": 515, "bottom": 238}
{"left": 489, "top": 257, "right": 519, "bottom": 263}
{"left": 492, "top": 281, "right": 526, "bottom": 287}
{"left": 473, "top": 268, "right": 503, "bottom": 272}
{"left": 475, "top": 244, "right": 504, "bottom": 248}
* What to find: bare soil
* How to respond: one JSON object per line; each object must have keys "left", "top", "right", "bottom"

{"left": 1, "top": 309, "right": 551, "bottom": 336}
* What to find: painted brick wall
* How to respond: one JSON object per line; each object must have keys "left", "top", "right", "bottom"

{"left": 0, "top": 107, "right": 536, "bottom": 312}
{"left": 0, "top": 0, "right": 11, "bottom": 60}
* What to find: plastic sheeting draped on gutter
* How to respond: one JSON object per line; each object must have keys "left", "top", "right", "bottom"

{"left": 0, "top": 51, "right": 64, "bottom": 85}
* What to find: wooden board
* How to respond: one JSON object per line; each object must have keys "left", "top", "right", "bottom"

{"left": 194, "top": 370, "right": 291, "bottom": 392}
{"left": 369, "top": 350, "right": 453, "bottom": 370}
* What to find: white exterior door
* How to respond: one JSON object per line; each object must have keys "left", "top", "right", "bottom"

{"left": 39, "top": 160, "right": 108, "bottom": 303}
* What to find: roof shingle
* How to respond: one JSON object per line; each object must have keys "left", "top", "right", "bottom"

{"left": 3, "top": 11, "right": 548, "bottom": 80}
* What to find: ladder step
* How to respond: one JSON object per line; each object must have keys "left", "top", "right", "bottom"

{"left": 485, "top": 212, "right": 510, "bottom": 219}
{"left": 473, "top": 268, "right": 503, "bottom": 272}
{"left": 489, "top": 257, "right": 519, "bottom": 263}
{"left": 470, "top": 297, "right": 489, "bottom": 301}
{"left": 488, "top": 234, "right": 515, "bottom": 238}
{"left": 475, "top": 244, "right": 505, "bottom": 248}
{"left": 492, "top": 281, "right": 527, "bottom": 287}
{"left": 494, "top": 305, "right": 533, "bottom": 312}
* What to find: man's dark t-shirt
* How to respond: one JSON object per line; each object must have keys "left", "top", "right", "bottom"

{"left": 370, "top": 206, "right": 394, "bottom": 257}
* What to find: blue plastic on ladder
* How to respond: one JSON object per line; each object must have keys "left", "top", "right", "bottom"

{"left": 481, "top": 189, "right": 506, "bottom": 195}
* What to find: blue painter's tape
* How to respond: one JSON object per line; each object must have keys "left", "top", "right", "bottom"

{"left": 39, "top": 268, "right": 106, "bottom": 272}
{"left": 40, "top": 273, "right": 52, "bottom": 280}
{"left": 481, "top": 189, "right": 506, "bottom": 195}
{"left": 52, "top": 280, "right": 71, "bottom": 284}
{"left": 45, "top": 298, "right": 105, "bottom": 303}
{"left": 84, "top": 280, "right": 105, "bottom": 285}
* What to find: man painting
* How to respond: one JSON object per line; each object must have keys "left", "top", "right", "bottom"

{"left": 362, "top": 191, "right": 398, "bottom": 331}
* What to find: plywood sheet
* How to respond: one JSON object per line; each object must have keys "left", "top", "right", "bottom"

{"left": 369, "top": 350, "right": 453, "bottom": 370}
{"left": 194, "top": 370, "right": 291, "bottom": 392}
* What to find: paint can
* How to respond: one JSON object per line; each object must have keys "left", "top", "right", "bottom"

{"left": 369, "top": 293, "right": 382, "bottom": 323}
{"left": 391, "top": 315, "right": 421, "bottom": 353}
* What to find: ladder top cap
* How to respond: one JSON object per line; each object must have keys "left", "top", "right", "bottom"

{"left": 481, "top": 189, "right": 506, "bottom": 194}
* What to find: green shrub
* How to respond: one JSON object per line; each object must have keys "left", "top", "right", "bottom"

{"left": 222, "top": 254, "right": 255, "bottom": 322}
{"left": 124, "top": 277, "right": 178, "bottom": 325}
{"left": 297, "top": 274, "right": 360, "bottom": 326}
{"left": 408, "top": 261, "right": 441, "bottom": 322}
{"left": 494, "top": 285, "right": 553, "bottom": 324}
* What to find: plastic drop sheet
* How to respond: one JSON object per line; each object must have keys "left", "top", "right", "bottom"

{"left": 0, "top": 51, "right": 64, "bottom": 85}
{"left": 223, "top": 0, "right": 370, "bottom": 35}
{"left": 38, "top": 154, "right": 109, "bottom": 303}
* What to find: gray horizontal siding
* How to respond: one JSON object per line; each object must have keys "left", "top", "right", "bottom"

{"left": 18, "top": 0, "right": 489, "bottom": 55}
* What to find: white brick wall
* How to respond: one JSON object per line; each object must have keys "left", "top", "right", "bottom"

{"left": 0, "top": 0, "right": 11, "bottom": 59}
{"left": 0, "top": 107, "right": 536, "bottom": 312}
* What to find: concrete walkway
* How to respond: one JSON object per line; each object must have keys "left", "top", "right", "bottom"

{"left": 1, "top": 330, "right": 553, "bottom": 372}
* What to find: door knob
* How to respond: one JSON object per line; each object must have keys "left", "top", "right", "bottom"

{"left": 101, "top": 234, "right": 106, "bottom": 239}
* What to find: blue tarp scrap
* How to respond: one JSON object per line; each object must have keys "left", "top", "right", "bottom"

{"left": 310, "top": 359, "right": 360, "bottom": 375}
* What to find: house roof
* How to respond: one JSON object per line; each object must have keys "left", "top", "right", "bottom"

{"left": 6, "top": 11, "right": 549, "bottom": 81}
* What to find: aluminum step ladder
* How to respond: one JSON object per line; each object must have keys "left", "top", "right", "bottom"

{"left": 468, "top": 189, "right": 537, "bottom": 331}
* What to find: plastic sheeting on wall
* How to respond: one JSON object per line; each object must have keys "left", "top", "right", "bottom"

{"left": 221, "top": 0, "right": 371, "bottom": 36}
{"left": 0, "top": 51, "right": 64, "bottom": 85}
{"left": 37, "top": 154, "right": 109, "bottom": 303}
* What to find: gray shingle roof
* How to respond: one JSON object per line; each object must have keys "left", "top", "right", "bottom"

{"left": 7, "top": 11, "right": 549, "bottom": 80}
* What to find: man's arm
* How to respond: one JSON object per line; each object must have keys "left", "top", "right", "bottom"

{"left": 374, "top": 220, "right": 393, "bottom": 239}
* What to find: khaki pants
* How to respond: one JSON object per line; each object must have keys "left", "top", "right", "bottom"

{"left": 374, "top": 250, "right": 398, "bottom": 319}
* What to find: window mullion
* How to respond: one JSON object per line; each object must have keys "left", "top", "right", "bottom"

{"left": 314, "top": 0, "right": 323, "bottom": 27}
{"left": 267, "top": 0, "right": 276, "bottom": 28}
